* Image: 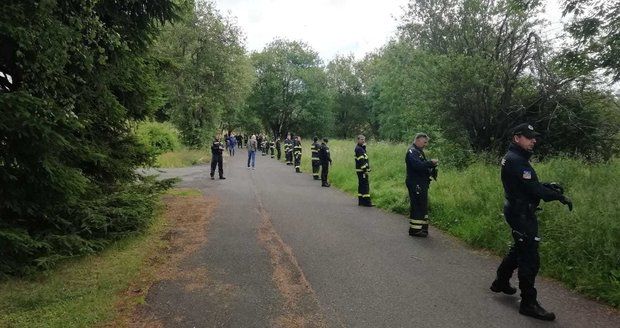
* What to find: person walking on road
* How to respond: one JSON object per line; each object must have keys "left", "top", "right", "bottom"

{"left": 228, "top": 133, "right": 236, "bottom": 156}
{"left": 355, "top": 135, "right": 373, "bottom": 207}
{"left": 293, "top": 136, "right": 302, "bottom": 173}
{"left": 311, "top": 136, "right": 321, "bottom": 180}
{"left": 405, "top": 133, "right": 438, "bottom": 237}
{"left": 491, "top": 123, "right": 573, "bottom": 321}
{"left": 319, "top": 138, "right": 332, "bottom": 187}
{"left": 210, "top": 136, "right": 226, "bottom": 180}
{"left": 247, "top": 134, "right": 257, "bottom": 169}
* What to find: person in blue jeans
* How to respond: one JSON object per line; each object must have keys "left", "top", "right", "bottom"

{"left": 228, "top": 133, "right": 236, "bottom": 156}
{"left": 247, "top": 134, "right": 257, "bottom": 169}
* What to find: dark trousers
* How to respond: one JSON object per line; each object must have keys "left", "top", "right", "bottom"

{"left": 357, "top": 172, "right": 371, "bottom": 205}
{"left": 270, "top": 148, "right": 275, "bottom": 158}
{"left": 210, "top": 156, "right": 223, "bottom": 178}
{"left": 321, "top": 163, "right": 329, "bottom": 183}
{"left": 286, "top": 151, "right": 292, "bottom": 164}
{"left": 294, "top": 154, "right": 301, "bottom": 170}
{"left": 277, "top": 149, "right": 281, "bottom": 160}
{"left": 495, "top": 200, "right": 540, "bottom": 303}
{"left": 406, "top": 181, "right": 429, "bottom": 232}
{"left": 312, "top": 160, "right": 320, "bottom": 178}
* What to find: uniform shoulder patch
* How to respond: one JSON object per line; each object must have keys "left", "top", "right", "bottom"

{"left": 522, "top": 170, "right": 532, "bottom": 179}
{"left": 501, "top": 158, "right": 506, "bottom": 166}
{"left": 409, "top": 149, "right": 413, "bottom": 153}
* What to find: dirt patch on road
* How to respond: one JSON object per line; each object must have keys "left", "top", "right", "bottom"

{"left": 109, "top": 190, "right": 220, "bottom": 328}
{"left": 257, "top": 201, "right": 328, "bottom": 328}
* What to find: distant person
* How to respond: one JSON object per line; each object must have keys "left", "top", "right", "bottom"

{"left": 228, "top": 133, "right": 236, "bottom": 156}
{"left": 257, "top": 134, "right": 263, "bottom": 153}
{"left": 318, "top": 138, "right": 332, "bottom": 187}
{"left": 269, "top": 138, "right": 275, "bottom": 158}
{"left": 490, "top": 123, "right": 573, "bottom": 321}
{"left": 210, "top": 136, "right": 225, "bottom": 180}
{"left": 275, "top": 137, "right": 282, "bottom": 160}
{"left": 355, "top": 135, "right": 372, "bottom": 206}
{"left": 405, "top": 133, "right": 438, "bottom": 237}
{"left": 247, "top": 134, "right": 257, "bottom": 169}
{"left": 311, "top": 136, "right": 321, "bottom": 180}
{"left": 293, "top": 136, "right": 302, "bottom": 173}
{"left": 284, "top": 133, "right": 293, "bottom": 165}
{"left": 236, "top": 134, "right": 243, "bottom": 149}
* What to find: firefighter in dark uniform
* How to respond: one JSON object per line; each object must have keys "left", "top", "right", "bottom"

{"left": 355, "top": 135, "right": 373, "bottom": 207}
{"left": 275, "top": 138, "right": 282, "bottom": 160}
{"left": 284, "top": 134, "right": 293, "bottom": 165}
{"left": 261, "top": 138, "right": 268, "bottom": 156}
{"left": 210, "top": 136, "right": 226, "bottom": 180}
{"left": 269, "top": 139, "right": 275, "bottom": 158}
{"left": 405, "top": 133, "right": 438, "bottom": 237}
{"left": 293, "top": 136, "right": 302, "bottom": 173}
{"left": 491, "top": 123, "right": 572, "bottom": 321}
{"left": 311, "top": 136, "right": 321, "bottom": 180}
{"left": 318, "top": 138, "right": 332, "bottom": 187}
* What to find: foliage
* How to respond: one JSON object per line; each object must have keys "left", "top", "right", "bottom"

{"left": 0, "top": 0, "right": 178, "bottom": 275}
{"left": 156, "top": 148, "right": 211, "bottom": 168}
{"left": 135, "top": 121, "right": 181, "bottom": 156}
{"left": 301, "top": 140, "right": 620, "bottom": 307}
{"left": 249, "top": 39, "right": 332, "bottom": 138}
{"left": 562, "top": 0, "right": 620, "bottom": 82}
{"left": 152, "top": 0, "right": 253, "bottom": 147}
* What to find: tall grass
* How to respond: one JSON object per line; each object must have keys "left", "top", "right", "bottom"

{"left": 298, "top": 139, "right": 619, "bottom": 307}
{"left": 156, "top": 148, "right": 211, "bottom": 168}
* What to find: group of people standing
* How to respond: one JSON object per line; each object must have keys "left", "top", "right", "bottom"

{"left": 354, "top": 124, "right": 573, "bottom": 321}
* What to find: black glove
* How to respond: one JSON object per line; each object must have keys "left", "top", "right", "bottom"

{"left": 560, "top": 195, "right": 573, "bottom": 211}
{"left": 430, "top": 167, "right": 438, "bottom": 181}
{"left": 543, "top": 182, "right": 564, "bottom": 194}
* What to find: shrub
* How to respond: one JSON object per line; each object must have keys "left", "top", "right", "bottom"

{"left": 135, "top": 121, "right": 181, "bottom": 156}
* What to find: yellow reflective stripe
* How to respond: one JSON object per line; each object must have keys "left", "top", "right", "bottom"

{"left": 410, "top": 224, "right": 423, "bottom": 229}
{"left": 360, "top": 164, "right": 368, "bottom": 168}
{"left": 410, "top": 219, "right": 428, "bottom": 225}
{"left": 361, "top": 194, "right": 370, "bottom": 198}
{"left": 295, "top": 166, "right": 300, "bottom": 169}
{"left": 312, "top": 157, "right": 319, "bottom": 160}
{"left": 355, "top": 155, "right": 365, "bottom": 160}
{"left": 356, "top": 169, "right": 363, "bottom": 172}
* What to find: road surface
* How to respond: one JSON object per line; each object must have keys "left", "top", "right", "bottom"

{"left": 139, "top": 149, "right": 619, "bottom": 327}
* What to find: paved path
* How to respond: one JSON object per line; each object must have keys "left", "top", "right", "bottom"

{"left": 141, "top": 150, "right": 619, "bottom": 327}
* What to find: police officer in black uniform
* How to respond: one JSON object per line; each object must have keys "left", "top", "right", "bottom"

{"left": 405, "top": 133, "right": 438, "bottom": 237}
{"left": 311, "top": 136, "right": 321, "bottom": 180}
{"left": 210, "top": 136, "right": 226, "bottom": 180}
{"left": 355, "top": 135, "right": 373, "bottom": 207}
{"left": 491, "top": 123, "right": 572, "bottom": 321}
{"left": 293, "top": 136, "right": 302, "bottom": 173}
{"left": 318, "top": 138, "right": 332, "bottom": 187}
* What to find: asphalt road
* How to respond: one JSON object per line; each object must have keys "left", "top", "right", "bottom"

{"left": 141, "top": 149, "right": 619, "bottom": 328}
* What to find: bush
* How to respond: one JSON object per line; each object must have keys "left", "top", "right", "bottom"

{"left": 135, "top": 121, "right": 181, "bottom": 156}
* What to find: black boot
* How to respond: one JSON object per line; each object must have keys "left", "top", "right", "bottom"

{"left": 490, "top": 280, "right": 517, "bottom": 295}
{"left": 322, "top": 182, "right": 330, "bottom": 187}
{"left": 219, "top": 176, "right": 226, "bottom": 180}
{"left": 409, "top": 228, "right": 428, "bottom": 237}
{"left": 519, "top": 301, "right": 556, "bottom": 321}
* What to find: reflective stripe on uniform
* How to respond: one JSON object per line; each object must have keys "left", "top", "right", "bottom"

{"left": 409, "top": 219, "right": 428, "bottom": 225}
{"left": 410, "top": 224, "right": 423, "bottom": 229}
{"left": 355, "top": 155, "right": 365, "bottom": 160}
{"left": 312, "top": 157, "right": 319, "bottom": 160}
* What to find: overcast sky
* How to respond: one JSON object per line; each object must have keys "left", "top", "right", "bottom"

{"left": 213, "top": 0, "right": 566, "bottom": 62}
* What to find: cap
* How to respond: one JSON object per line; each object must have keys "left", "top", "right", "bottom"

{"left": 512, "top": 123, "right": 540, "bottom": 138}
{"left": 323, "top": 138, "right": 328, "bottom": 143}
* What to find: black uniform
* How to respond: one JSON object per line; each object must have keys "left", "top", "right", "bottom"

{"left": 405, "top": 145, "right": 437, "bottom": 236}
{"left": 293, "top": 139, "right": 302, "bottom": 173}
{"left": 311, "top": 141, "right": 321, "bottom": 180}
{"left": 355, "top": 144, "right": 372, "bottom": 206}
{"left": 318, "top": 141, "right": 331, "bottom": 186}
{"left": 275, "top": 139, "right": 282, "bottom": 160}
{"left": 494, "top": 143, "right": 568, "bottom": 309}
{"left": 284, "top": 138, "right": 293, "bottom": 165}
{"left": 210, "top": 140, "right": 225, "bottom": 179}
{"left": 261, "top": 139, "right": 268, "bottom": 156}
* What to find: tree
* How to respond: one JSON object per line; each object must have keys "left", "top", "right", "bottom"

{"left": 152, "top": 0, "right": 252, "bottom": 147}
{"left": 562, "top": 0, "right": 620, "bottom": 82}
{"left": 326, "top": 55, "right": 371, "bottom": 139}
{"left": 248, "top": 39, "right": 331, "bottom": 138}
{"left": 0, "top": 0, "right": 178, "bottom": 275}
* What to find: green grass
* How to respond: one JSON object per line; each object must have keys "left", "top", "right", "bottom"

{"left": 299, "top": 139, "right": 620, "bottom": 307}
{"left": 0, "top": 189, "right": 201, "bottom": 327}
{"left": 156, "top": 148, "right": 211, "bottom": 168}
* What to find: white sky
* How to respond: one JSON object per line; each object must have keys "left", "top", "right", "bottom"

{"left": 213, "top": 0, "right": 566, "bottom": 61}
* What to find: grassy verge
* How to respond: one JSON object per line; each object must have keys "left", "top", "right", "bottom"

{"left": 0, "top": 188, "right": 200, "bottom": 327}
{"left": 156, "top": 148, "right": 211, "bottom": 168}
{"left": 298, "top": 139, "right": 619, "bottom": 307}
